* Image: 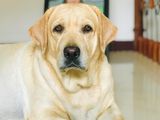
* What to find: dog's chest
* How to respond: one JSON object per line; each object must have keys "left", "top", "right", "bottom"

{"left": 63, "top": 86, "right": 104, "bottom": 120}
{"left": 71, "top": 86, "right": 101, "bottom": 106}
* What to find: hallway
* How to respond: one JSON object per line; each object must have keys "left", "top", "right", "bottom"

{"left": 110, "top": 51, "right": 160, "bottom": 120}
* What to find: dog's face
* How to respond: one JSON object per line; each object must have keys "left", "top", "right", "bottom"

{"left": 29, "top": 4, "right": 117, "bottom": 72}
{"left": 48, "top": 4, "right": 99, "bottom": 72}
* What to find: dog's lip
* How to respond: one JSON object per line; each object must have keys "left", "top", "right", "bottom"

{"left": 60, "top": 62, "right": 85, "bottom": 71}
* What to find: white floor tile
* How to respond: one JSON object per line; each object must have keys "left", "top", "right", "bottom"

{"left": 110, "top": 51, "right": 160, "bottom": 120}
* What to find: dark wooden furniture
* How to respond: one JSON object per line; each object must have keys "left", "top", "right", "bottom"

{"left": 135, "top": 0, "right": 160, "bottom": 63}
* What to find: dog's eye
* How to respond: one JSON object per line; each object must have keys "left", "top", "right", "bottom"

{"left": 82, "top": 25, "right": 93, "bottom": 33}
{"left": 53, "top": 25, "right": 64, "bottom": 33}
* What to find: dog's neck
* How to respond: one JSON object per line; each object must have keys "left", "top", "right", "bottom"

{"left": 60, "top": 70, "right": 90, "bottom": 93}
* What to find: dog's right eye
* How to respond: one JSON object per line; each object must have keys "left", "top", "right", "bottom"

{"left": 53, "top": 25, "right": 64, "bottom": 33}
{"left": 82, "top": 25, "right": 93, "bottom": 33}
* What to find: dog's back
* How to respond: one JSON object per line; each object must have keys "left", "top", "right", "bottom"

{"left": 0, "top": 43, "right": 25, "bottom": 120}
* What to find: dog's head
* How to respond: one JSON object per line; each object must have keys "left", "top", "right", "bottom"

{"left": 29, "top": 4, "right": 117, "bottom": 73}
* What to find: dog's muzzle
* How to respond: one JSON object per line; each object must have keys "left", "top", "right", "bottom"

{"left": 60, "top": 46, "right": 84, "bottom": 70}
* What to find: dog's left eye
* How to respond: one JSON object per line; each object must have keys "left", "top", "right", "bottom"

{"left": 82, "top": 25, "right": 93, "bottom": 33}
{"left": 53, "top": 25, "right": 64, "bottom": 33}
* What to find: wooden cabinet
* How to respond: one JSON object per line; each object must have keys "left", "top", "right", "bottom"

{"left": 135, "top": 0, "right": 160, "bottom": 63}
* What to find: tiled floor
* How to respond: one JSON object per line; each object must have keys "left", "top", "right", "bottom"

{"left": 110, "top": 51, "right": 160, "bottom": 120}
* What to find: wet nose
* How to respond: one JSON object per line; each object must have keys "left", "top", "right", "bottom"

{"left": 64, "top": 46, "right": 80, "bottom": 60}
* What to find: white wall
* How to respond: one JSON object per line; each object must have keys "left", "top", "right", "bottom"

{"left": 0, "top": 0, "right": 134, "bottom": 43}
{"left": 109, "top": 0, "right": 135, "bottom": 41}
{"left": 0, "top": 0, "right": 44, "bottom": 43}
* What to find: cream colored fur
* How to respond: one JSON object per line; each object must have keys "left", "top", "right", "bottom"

{"left": 0, "top": 3, "right": 123, "bottom": 120}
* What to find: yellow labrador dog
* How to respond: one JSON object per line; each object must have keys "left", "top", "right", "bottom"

{"left": 0, "top": 3, "right": 123, "bottom": 120}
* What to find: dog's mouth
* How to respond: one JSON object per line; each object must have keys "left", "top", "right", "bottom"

{"left": 60, "top": 61, "right": 85, "bottom": 71}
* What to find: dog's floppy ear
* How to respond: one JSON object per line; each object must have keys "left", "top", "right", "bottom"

{"left": 28, "top": 8, "right": 54, "bottom": 54}
{"left": 91, "top": 6, "right": 117, "bottom": 53}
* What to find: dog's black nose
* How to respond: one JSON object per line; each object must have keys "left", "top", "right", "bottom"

{"left": 64, "top": 46, "right": 80, "bottom": 60}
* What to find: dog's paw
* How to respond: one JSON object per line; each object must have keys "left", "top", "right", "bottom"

{"left": 113, "top": 115, "right": 124, "bottom": 120}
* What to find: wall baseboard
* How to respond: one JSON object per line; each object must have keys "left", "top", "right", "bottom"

{"left": 109, "top": 41, "right": 134, "bottom": 51}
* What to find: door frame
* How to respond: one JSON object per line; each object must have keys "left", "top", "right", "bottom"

{"left": 44, "top": 0, "right": 108, "bottom": 13}
{"left": 134, "top": 0, "right": 143, "bottom": 49}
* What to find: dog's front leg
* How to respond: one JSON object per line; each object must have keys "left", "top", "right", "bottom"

{"left": 108, "top": 102, "right": 124, "bottom": 120}
{"left": 97, "top": 101, "right": 124, "bottom": 120}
